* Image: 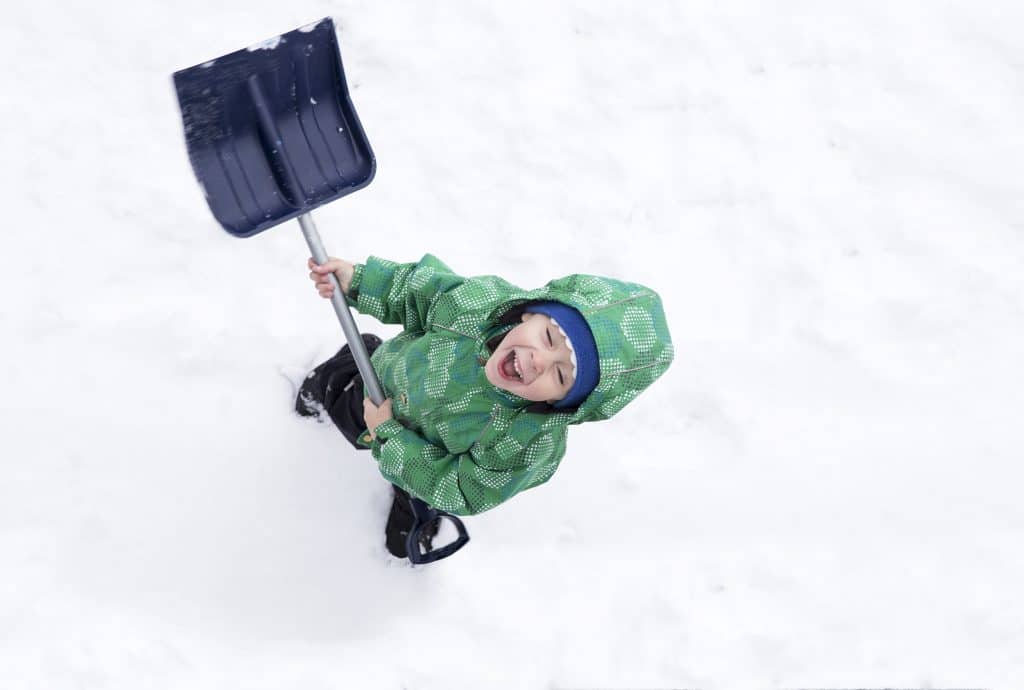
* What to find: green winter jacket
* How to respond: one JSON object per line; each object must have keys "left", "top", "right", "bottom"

{"left": 345, "top": 254, "right": 673, "bottom": 515}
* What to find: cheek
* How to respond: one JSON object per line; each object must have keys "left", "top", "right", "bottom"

{"left": 531, "top": 377, "right": 554, "bottom": 394}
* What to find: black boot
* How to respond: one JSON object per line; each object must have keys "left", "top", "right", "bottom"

{"left": 296, "top": 334, "right": 383, "bottom": 418}
{"left": 385, "top": 486, "right": 440, "bottom": 559}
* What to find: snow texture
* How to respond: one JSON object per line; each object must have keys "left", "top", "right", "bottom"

{"left": 2, "top": 1, "right": 1023, "bottom": 689}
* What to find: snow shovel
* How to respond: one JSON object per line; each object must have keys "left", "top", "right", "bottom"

{"left": 172, "top": 17, "right": 383, "bottom": 404}
{"left": 172, "top": 17, "right": 469, "bottom": 562}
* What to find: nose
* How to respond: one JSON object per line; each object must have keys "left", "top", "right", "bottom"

{"left": 530, "top": 350, "right": 550, "bottom": 377}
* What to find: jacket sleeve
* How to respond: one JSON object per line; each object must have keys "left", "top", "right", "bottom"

{"left": 366, "top": 418, "right": 567, "bottom": 516}
{"left": 346, "top": 254, "right": 465, "bottom": 332}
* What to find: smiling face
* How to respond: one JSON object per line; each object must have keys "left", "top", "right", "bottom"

{"left": 485, "top": 312, "right": 577, "bottom": 403}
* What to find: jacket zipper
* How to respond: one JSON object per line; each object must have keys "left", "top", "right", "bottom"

{"left": 433, "top": 324, "right": 477, "bottom": 339}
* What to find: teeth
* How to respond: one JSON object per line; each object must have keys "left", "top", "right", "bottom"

{"left": 513, "top": 353, "right": 523, "bottom": 380}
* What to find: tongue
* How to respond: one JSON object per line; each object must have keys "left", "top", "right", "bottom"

{"left": 501, "top": 352, "right": 518, "bottom": 380}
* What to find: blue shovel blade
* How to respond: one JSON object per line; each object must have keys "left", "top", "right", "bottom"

{"left": 173, "top": 18, "right": 375, "bottom": 237}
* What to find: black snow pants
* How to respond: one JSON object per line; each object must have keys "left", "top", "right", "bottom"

{"left": 295, "top": 334, "right": 383, "bottom": 449}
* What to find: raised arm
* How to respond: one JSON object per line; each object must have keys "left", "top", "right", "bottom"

{"left": 309, "top": 253, "right": 464, "bottom": 332}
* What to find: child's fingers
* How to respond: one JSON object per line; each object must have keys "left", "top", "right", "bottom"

{"left": 362, "top": 398, "right": 392, "bottom": 440}
{"left": 362, "top": 398, "right": 376, "bottom": 437}
{"left": 318, "top": 258, "right": 341, "bottom": 273}
{"left": 311, "top": 271, "right": 337, "bottom": 290}
{"left": 307, "top": 257, "right": 340, "bottom": 272}
{"left": 308, "top": 256, "right": 346, "bottom": 299}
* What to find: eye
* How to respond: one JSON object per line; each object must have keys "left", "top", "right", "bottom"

{"left": 546, "top": 329, "right": 553, "bottom": 347}
{"left": 557, "top": 368, "right": 564, "bottom": 386}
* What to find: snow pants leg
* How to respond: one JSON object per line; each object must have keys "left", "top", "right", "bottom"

{"left": 296, "top": 334, "right": 383, "bottom": 449}
{"left": 296, "top": 336, "right": 444, "bottom": 560}
{"left": 294, "top": 335, "right": 434, "bottom": 556}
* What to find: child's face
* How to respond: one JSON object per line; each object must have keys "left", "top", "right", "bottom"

{"left": 485, "top": 312, "right": 576, "bottom": 404}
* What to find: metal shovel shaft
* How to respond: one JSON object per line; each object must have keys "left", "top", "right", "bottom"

{"left": 298, "top": 213, "right": 386, "bottom": 406}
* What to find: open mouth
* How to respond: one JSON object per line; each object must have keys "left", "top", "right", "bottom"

{"left": 498, "top": 349, "right": 524, "bottom": 383}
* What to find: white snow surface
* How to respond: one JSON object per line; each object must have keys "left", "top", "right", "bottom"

{"left": 2, "top": 1, "right": 1024, "bottom": 689}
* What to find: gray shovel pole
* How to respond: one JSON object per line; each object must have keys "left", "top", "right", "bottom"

{"left": 297, "top": 213, "right": 387, "bottom": 406}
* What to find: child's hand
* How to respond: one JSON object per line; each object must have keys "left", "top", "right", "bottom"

{"left": 308, "top": 257, "right": 355, "bottom": 298}
{"left": 363, "top": 397, "right": 394, "bottom": 440}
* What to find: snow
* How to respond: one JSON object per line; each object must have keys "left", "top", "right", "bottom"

{"left": 3, "top": 1, "right": 1024, "bottom": 688}
{"left": 246, "top": 35, "right": 283, "bottom": 52}
{"left": 299, "top": 20, "right": 325, "bottom": 34}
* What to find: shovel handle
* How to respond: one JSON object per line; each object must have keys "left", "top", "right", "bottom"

{"left": 298, "top": 213, "right": 387, "bottom": 406}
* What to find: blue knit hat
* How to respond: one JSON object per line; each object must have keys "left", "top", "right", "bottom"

{"left": 525, "top": 301, "right": 600, "bottom": 409}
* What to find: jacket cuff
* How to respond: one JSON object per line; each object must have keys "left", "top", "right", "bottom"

{"left": 365, "top": 418, "right": 409, "bottom": 455}
{"left": 372, "top": 418, "right": 406, "bottom": 441}
{"left": 345, "top": 262, "right": 365, "bottom": 307}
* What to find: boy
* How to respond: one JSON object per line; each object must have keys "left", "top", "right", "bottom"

{"left": 297, "top": 253, "right": 673, "bottom": 558}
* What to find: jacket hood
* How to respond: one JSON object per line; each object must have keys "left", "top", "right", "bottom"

{"left": 486, "top": 273, "right": 674, "bottom": 424}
